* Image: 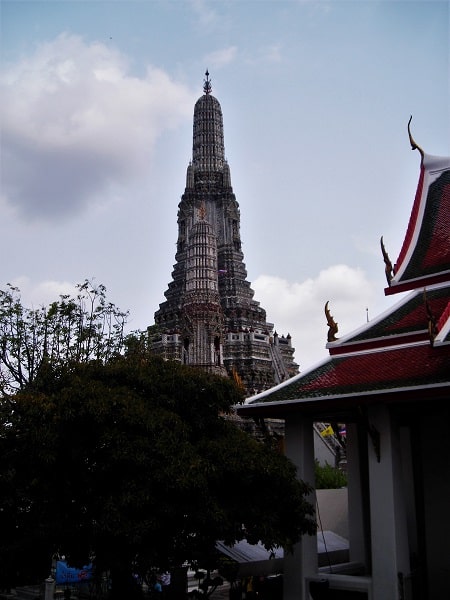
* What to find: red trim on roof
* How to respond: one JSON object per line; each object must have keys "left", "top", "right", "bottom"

{"left": 437, "top": 301, "right": 450, "bottom": 331}
{"left": 330, "top": 291, "right": 449, "bottom": 354}
{"left": 394, "top": 163, "right": 425, "bottom": 275}
{"left": 385, "top": 271, "right": 450, "bottom": 295}
{"left": 328, "top": 332, "right": 428, "bottom": 355}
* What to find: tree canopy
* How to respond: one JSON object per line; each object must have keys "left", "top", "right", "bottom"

{"left": 0, "top": 285, "right": 316, "bottom": 596}
{"left": 0, "top": 280, "right": 129, "bottom": 397}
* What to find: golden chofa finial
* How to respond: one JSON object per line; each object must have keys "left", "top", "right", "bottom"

{"left": 325, "top": 301, "right": 339, "bottom": 342}
{"left": 408, "top": 116, "right": 424, "bottom": 160}
{"left": 380, "top": 236, "right": 393, "bottom": 285}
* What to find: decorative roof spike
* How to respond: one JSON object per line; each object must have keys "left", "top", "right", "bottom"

{"left": 408, "top": 115, "right": 424, "bottom": 160}
{"left": 325, "top": 301, "right": 339, "bottom": 343}
{"left": 203, "top": 69, "right": 212, "bottom": 95}
{"left": 380, "top": 236, "right": 393, "bottom": 285}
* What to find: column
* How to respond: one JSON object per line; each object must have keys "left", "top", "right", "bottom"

{"left": 367, "top": 404, "right": 410, "bottom": 600}
{"left": 283, "top": 414, "right": 317, "bottom": 600}
{"left": 44, "top": 576, "right": 55, "bottom": 600}
{"left": 346, "top": 422, "right": 367, "bottom": 566}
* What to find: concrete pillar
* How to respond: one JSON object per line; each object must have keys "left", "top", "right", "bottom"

{"left": 283, "top": 414, "right": 316, "bottom": 600}
{"left": 367, "top": 405, "right": 410, "bottom": 600}
{"left": 346, "top": 422, "right": 367, "bottom": 566}
{"left": 44, "top": 576, "right": 55, "bottom": 600}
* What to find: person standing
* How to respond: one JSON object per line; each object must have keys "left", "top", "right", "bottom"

{"left": 160, "top": 571, "right": 171, "bottom": 598}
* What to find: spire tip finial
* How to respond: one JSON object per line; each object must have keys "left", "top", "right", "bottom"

{"left": 203, "top": 70, "right": 212, "bottom": 95}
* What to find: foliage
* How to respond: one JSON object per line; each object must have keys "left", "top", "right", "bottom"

{"left": 0, "top": 355, "right": 316, "bottom": 594}
{"left": 188, "top": 569, "right": 224, "bottom": 599}
{"left": 0, "top": 281, "right": 128, "bottom": 397}
{"left": 314, "top": 460, "right": 347, "bottom": 489}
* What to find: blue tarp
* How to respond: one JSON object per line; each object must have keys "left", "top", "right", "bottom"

{"left": 55, "top": 560, "right": 94, "bottom": 584}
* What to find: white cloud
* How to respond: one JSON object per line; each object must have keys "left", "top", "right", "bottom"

{"left": 242, "top": 43, "right": 284, "bottom": 67}
{"left": 188, "top": 0, "right": 218, "bottom": 27}
{"left": 8, "top": 276, "right": 79, "bottom": 309}
{"left": 253, "top": 264, "right": 379, "bottom": 370}
{"left": 205, "top": 46, "right": 238, "bottom": 69}
{"left": 0, "top": 34, "right": 195, "bottom": 220}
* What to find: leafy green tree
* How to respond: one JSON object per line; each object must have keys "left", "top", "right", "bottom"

{"left": 0, "top": 281, "right": 128, "bottom": 397}
{"left": 314, "top": 460, "right": 347, "bottom": 489}
{"left": 0, "top": 355, "right": 316, "bottom": 597}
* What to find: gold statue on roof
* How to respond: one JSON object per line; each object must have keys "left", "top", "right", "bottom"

{"left": 380, "top": 236, "right": 393, "bottom": 285}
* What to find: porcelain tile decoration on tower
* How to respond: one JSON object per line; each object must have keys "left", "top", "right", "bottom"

{"left": 150, "top": 73, "right": 298, "bottom": 394}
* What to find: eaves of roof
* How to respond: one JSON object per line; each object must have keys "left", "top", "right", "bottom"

{"left": 326, "top": 283, "right": 450, "bottom": 355}
{"left": 237, "top": 382, "right": 449, "bottom": 420}
{"left": 237, "top": 342, "right": 450, "bottom": 419}
{"left": 386, "top": 154, "right": 450, "bottom": 295}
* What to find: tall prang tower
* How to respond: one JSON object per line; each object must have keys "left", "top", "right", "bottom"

{"left": 150, "top": 72, "right": 298, "bottom": 394}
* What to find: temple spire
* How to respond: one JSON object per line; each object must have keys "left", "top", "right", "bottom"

{"left": 152, "top": 76, "right": 298, "bottom": 390}
{"left": 192, "top": 72, "right": 225, "bottom": 171}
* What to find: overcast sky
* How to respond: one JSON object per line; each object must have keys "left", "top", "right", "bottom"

{"left": 1, "top": 0, "right": 449, "bottom": 370}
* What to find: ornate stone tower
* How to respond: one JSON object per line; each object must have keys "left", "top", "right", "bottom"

{"left": 151, "top": 72, "right": 298, "bottom": 394}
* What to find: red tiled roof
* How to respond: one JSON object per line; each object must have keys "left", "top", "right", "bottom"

{"left": 237, "top": 140, "right": 450, "bottom": 420}
{"left": 386, "top": 154, "right": 450, "bottom": 295}
{"left": 327, "top": 284, "right": 450, "bottom": 354}
{"left": 299, "top": 345, "right": 449, "bottom": 395}
{"left": 239, "top": 342, "right": 450, "bottom": 405}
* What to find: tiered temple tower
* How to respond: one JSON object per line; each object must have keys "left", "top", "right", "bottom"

{"left": 150, "top": 72, "right": 298, "bottom": 394}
